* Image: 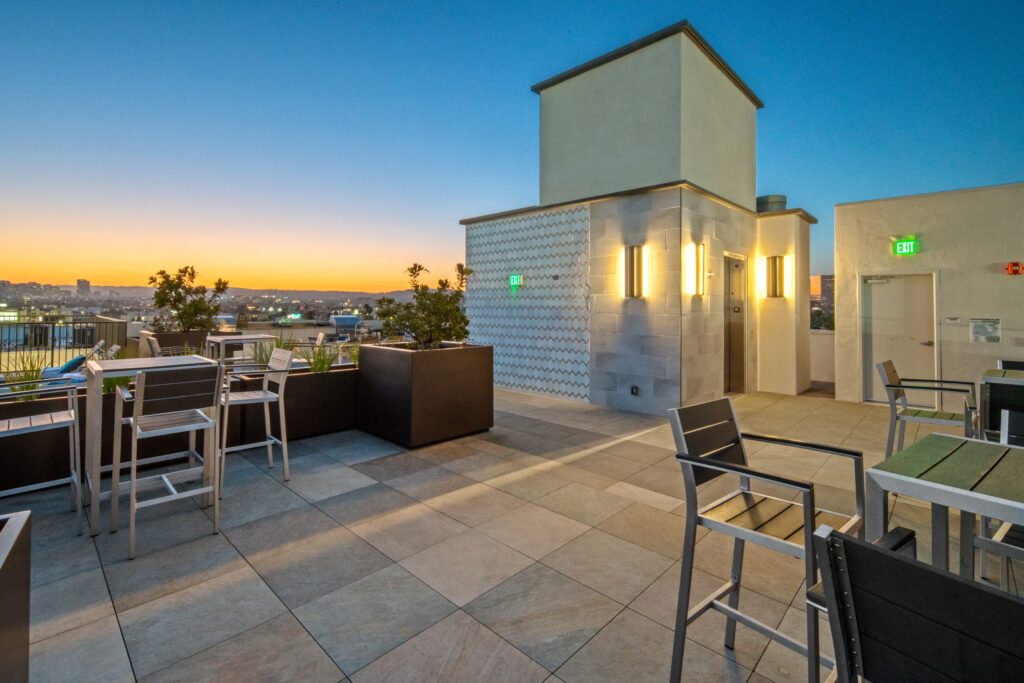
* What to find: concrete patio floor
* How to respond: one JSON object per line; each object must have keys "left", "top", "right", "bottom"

{"left": 6, "top": 388, "right": 1014, "bottom": 682}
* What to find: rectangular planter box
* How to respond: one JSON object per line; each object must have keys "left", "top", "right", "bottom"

{"left": 356, "top": 344, "right": 493, "bottom": 448}
{"left": 0, "top": 510, "right": 31, "bottom": 681}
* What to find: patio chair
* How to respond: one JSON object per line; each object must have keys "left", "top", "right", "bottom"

{"left": 668, "top": 397, "right": 864, "bottom": 683}
{"left": 0, "top": 378, "right": 83, "bottom": 531}
{"left": 146, "top": 336, "right": 186, "bottom": 357}
{"left": 875, "top": 360, "right": 977, "bottom": 459}
{"left": 218, "top": 348, "right": 293, "bottom": 496}
{"left": 814, "top": 524, "right": 1024, "bottom": 682}
{"left": 112, "top": 364, "right": 223, "bottom": 559}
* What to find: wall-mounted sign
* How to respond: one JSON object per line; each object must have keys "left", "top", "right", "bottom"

{"left": 509, "top": 273, "right": 522, "bottom": 293}
{"left": 893, "top": 235, "right": 918, "bottom": 255}
{"left": 969, "top": 317, "right": 1001, "bottom": 343}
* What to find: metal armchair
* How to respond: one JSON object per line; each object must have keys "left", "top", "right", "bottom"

{"left": 876, "top": 360, "right": 977, "bottom": 458}
{"left": 668, "top": 397, "right": 864, "bottom": 683}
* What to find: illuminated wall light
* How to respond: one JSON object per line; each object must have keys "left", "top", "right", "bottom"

{"left": 766, "top": 255, "right": 785, "bottom": 298}
{"left": 624, "top": 245, "right": 643, "bottom": 298}
{"left": 696, "top": 243, "right": 706, "bottom": 296}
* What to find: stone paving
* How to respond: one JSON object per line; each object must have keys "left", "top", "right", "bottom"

{"left": 6, "top": 388, "right": 1015, "bottom": 682}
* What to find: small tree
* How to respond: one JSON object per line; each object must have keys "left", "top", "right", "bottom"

{"left": 148, "top": 266, "right": 229, "bottom": 332}
{"left": 375, "top": 262, "right": 472, "bottom": 349}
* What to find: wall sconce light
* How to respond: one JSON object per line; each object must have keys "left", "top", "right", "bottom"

{"left": 766, "top": 255, "right": 784, "bottom": 297}
{"left": 625, "top": 246, "right": 643, "bottom": 298}
{"left": 695, "top": 243, "right": 706, "bottom": 296}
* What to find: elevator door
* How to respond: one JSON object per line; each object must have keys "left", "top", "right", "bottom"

{"left": 724, "top": 256, "right": 745, "bottom": 393}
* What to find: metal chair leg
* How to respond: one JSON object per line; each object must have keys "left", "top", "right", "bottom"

{"left": 724, "top": 538, "right": 745, "bottom": 650}
{"left": 885, "top": 410, "right": 897, "bottom": 459}
{"left": 670, "top": 517, "right": 699, "bottom": 682}
{"left": 263, "top": 401, "right": 274, "bottom": 469}
{"left": 806, "top": 605, "right": 821, "bottom": 683}
{"left": 278, "top": 399, "right": 289, "bottom": 482}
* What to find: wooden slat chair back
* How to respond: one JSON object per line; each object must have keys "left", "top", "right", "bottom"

{"left": 875, "top": 360, "right": 976, "bottom": 458}
{"left": 0, "top": 379, "right": 84, "bottom": 532}
{"left": 668, "top": 397, "right": 864, "bottom": 683}
{"left": 814, "top": 525, "right": 1024, "bottom": 682}
{"left": 117, "top": 363, "right": 223, "bottom": 559}
{"left": 218, "top": 348, "right": 294, "bottom": 497}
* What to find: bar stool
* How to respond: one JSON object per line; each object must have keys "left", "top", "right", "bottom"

{"left": 219, "top": 348, "right": 293, "bottom": 496}
{"left": 0, "top": 378, "right": 83, "bottom": 532}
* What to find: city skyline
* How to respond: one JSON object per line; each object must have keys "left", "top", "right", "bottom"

{"left": 3, "top": 2, "right": 1022, "bottom": 290}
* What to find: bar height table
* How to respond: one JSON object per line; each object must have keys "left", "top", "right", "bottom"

{"left": 204, "top": 333, "right": 278, "bottom": 360}
{"left": 82, "top": 355, "right": 219, "bottom": 536}
{"left": 866, "top": 433, "right": 1024, "bottom": 579}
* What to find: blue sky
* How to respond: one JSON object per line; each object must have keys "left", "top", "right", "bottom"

{"left": 2, "top": 1, "right": 1022, "bottom": 288}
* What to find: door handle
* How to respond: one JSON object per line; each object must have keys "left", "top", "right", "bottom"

{"left": 920, "top": 340, "right": 935, "bottom": 347}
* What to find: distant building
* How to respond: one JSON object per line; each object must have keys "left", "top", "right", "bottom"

{"left": 809, "top": 274, "right": 835, "bottom": 314}
{"left": 77, "top": 279, "right": 91, "bottom": 297}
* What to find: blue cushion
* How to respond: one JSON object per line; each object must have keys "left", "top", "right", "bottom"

{"left": 41, "top": 367, "right": 63, "bottom": 379}
{"left": 60, "top": 355, "right": 86, "bottom": 373}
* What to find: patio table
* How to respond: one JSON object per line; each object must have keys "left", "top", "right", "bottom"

{"left": 981, "top": 368, "right": 1024, "bottom": 438}
{"left": 82, "top": 355, "right": 219, "bottom": 535}
{"left": 204, "top": 333, "right": 278, "bottom": 360}
{"left": 866, "top": 432, "right": 1024, "bottom": 579}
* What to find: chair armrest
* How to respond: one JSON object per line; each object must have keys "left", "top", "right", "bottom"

{"left": 887, "top": 383, "right": 971, "bottom": 394}
{"left": 876, "top": 526, "right": 917, "bottom": 558}
{"left": 675, "top": 453, "right": 812, "bottom": 491}
{"left": 115, "top": 385, "right": 133, "bottom": 404}
{"left": 741, "top": 432, "right": 862, "bottom": 460}
{"left": 902, "top": 378, "right": 975, "bottom": 387}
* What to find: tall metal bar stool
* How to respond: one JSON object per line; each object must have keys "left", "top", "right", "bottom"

{"left": 218, "top": 348, "right": 293, "bottom": 496}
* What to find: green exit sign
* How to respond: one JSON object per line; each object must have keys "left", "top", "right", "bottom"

{"left": 509, "top": 274, "right": 522, "bottom": 293}
{"left": 893, "top": 236, "right": 918, "bottom": 255}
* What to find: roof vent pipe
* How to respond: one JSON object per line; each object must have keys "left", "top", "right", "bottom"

{"left": 756, "top": 195, "right": 787, "bottom": 212}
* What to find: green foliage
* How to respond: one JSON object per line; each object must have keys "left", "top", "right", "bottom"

{"left": 810, "top": 309, "right": 835, "bottom": 331}
{"left": 1, "top": 351, "right": 46, "bottom": 401}
{"left": 375, "top": 263, "right": 473, "bottom": 349}
{"left": 102, "top": 346, "right": 135, "bottom": 393}
{"left": 301, "top": 343, "right": 337, "bottom": 372}
{"left": 253, "top": 333, "right": 294, "bottom": 366}
{"left": 343, "top": 343, "right": 359, "bottom": 368}
{"left": 149, "top": 266, "right": 229, "bottom": 332}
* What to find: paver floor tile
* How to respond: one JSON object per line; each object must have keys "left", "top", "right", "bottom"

{"left": 424, "top": 482, "right": 525, "bottom": 527}
{"left": 294, "top": 563, "right": 455, "bottom": 675}
{"left": 140, "top": 613, "right": 343, "bottom": 682}
{"left": 316, "top": 482, "right": 416, "bottom": 527}
{"left": 598, "top": 502, "right": 690, "bottom": 559}
{"left": 348, "top": 502, "right": 468, "bottom": 560}
{"left": 465, "top": 563, "right": 622, "bottom": 671}
{"left": 535, "top": 482, "right": 633, "bottom": 526}
{"left": 399, "top": 530, "right": 533, "bottom": 606}
{"left": 351, "top": 610, "right": 547, "bottom": 682}
{"left": 476, "top": 503, "right": 589, "bottom": 559}
{"left": 542, "top": 529, "right": 673, "bottom": 604}
{"left": 30, "top": 567, "right": 113, "bottom": 643}
{"left": 351, "top": 452, "right": 434, "bottom": 481}
{"left": 29, "top": 615, "right": 133, "bottom": 683}
{"left": 118, "top": 565, "right": 286, "bottom": 677}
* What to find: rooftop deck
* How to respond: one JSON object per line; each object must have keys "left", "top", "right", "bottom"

{"left": 6, "top": 389, "right": 1013, "bottom": 682}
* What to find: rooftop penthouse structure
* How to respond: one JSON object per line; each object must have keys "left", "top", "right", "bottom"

{"left": 463, "top": 21, "right": 815, "bottom": 415}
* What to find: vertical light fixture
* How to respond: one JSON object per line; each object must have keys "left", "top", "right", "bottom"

{"left": 625, "top": 246, "right": 643, "bottom": 298}
{"left": 766, "top": 255, "right": 785, "bottom": 297}
{"left": 696, "top": 243, "right": 706, "bottom": 296}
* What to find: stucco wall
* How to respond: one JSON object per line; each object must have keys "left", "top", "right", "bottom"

{"left": 538, "top": 31, "right": 756, "bottom": 209}
{"left": 756, "top": 214, "right": 812, "bottom": 395}
{"left": 810, "top": 330, "right": 836, "bottom": 383}
{"left": 834, "top": 182, "right": 1024, "bottom": 404}
{"left": 465, "top": 206, "right": 591, "bottom": 401}
{"left": 678, "top": 35, "right": 757, "bottom": 211}
{"left": 539, "top": 37, "right": 682, "bottom": 206}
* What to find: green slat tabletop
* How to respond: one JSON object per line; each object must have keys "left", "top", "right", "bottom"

{"left": 919, "top": 439, "right": 1009, "bottom": 490}
{"left": 974, "top": 451, "right": 1024, "bottom": 504}
{"left": 872, "top": 433, "right": 963, "bottom": 478}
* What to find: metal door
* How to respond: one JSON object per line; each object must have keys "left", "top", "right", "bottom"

{"left": 724, "top": 257, "right": 745, "bottom": 393}
{"left": 861, "top": 274, "right": 937, "bottom": 407}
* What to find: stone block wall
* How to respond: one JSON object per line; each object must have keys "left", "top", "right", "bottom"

{"left": 465, "top": 206, "right": 590, "bottom": 401}
{"left": 589, "top": 188, "right": 683, "bottom": 414}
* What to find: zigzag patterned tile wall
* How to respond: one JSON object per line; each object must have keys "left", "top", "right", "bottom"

{"left": 465, "top": 206, "right": 590, "bottom": 401}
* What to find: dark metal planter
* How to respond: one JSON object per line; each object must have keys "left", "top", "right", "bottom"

{"left": 237, "top": 367, "right": 358, "bottom": 445}
{"left": 0, "top": 510, "right": 31, "bottom": 681}
{"left": 356, "top": 344, "right": 493, "bottom": 448}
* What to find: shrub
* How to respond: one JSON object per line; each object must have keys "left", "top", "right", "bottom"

{"left": 375, "top": 263, "right": 472, "bottom": 349}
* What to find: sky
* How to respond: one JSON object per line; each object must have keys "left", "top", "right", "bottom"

{"left": 2, "top": 1, "right": 1022, "bottom": 291}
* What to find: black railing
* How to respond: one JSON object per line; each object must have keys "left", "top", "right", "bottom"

{"left": 0, "top": 317, "right": 128, "bottom": 367}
